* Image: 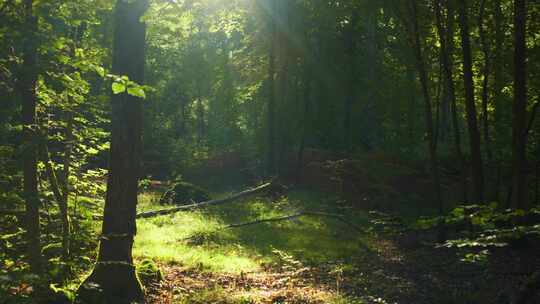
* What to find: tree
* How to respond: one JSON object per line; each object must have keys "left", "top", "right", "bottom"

{"left": 18, "top": 0, "right": 41, "bottom": 273}
{"left": 406, "top": 0, "right": 443, "bottom": 214}
{"left": 511, "top": 0, "right": 528, "bottom": 209}
{"left": 434, "top": 0, "right": 467, "bottom": 202}
{"left": 457, "top": 0, "right": 484, "bottom": 203}
{"left": 478, "top": 0, "right": 493, "bottom": 162}
{"left": 77, "top": 0, "right": 148, "bottom": 302}
{"left": 343, "top": 10, "right": 358, "bottom": 151}
{"left": 266, "top": 0, "right": 276, "bottom": 175}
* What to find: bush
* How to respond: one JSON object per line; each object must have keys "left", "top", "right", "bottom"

{"left": 159, "top": 181, "right": 211, "bottom": 205}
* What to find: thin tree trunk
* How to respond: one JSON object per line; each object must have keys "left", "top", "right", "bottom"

{"left": 408, "top": 0, "right": 443, "bottom": 214}
{"left": 197, "top": 93, "right": 204, "bottom": 144}
{"left": 435, "top": 0, "right": 468, "bottom": 202}
{"left": 511, "top": 0, "right": 528, "bottom": 209}
{"left": 343, "top": 11, "right": 358, "bottom": 151}
{"left": 20, "top": 0, "right": 41, "bottom": 273}
{"left": 407, "top": 68, "right": 416, "bottom": 148}
{"left": 478, "top": 0, "right": 492, "bottom": 163}
{"left": 37, "top": 95, "right": 71, "bottom": 265}
{"left": 493, "top": 0, "right": 505, "bottom": 148}
{"left": 296, "top": 55, "right": 311, "bottom": 183}
{"left": 77, "top": 1, "right": 148, "bottom": 302}
{"left": 457, "top": 0, "right": 484, "bottom": 203}
{"left": 61, "top": 112, "right": 73, "bottom": 260}
{"left": 267, "top": 0, "right": 276, "bottom": 175}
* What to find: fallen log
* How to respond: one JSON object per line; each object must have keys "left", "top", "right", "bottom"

{"left": 134, "top": 182, "right": 272, "bottom": 219}
{"left": 223, "top": 211, "right": 365, "bottom": 232}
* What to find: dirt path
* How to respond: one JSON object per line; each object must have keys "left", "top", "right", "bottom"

{"left": 147, "top": 265, "right": 342, "bottom": 304}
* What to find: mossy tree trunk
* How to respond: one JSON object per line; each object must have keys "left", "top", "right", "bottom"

{"left": 77, "top": 0, "right": 148, "bottom": 303}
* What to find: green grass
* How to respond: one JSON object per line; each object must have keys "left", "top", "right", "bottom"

{"left": 133, "top": 190, "right": 371, "bottom": 274}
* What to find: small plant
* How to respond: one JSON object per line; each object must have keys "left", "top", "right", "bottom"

{"left": 137, "top": 259, "right": 162, "bottom": 287}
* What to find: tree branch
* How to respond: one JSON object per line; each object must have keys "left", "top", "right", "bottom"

{"left": 223, "top": 211, "right": 364, "bottom": 232}
{"left": 131, "top": 182, "right": 273, "bottom": 219}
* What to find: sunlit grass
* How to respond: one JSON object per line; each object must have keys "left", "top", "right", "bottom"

{"left": 134, "top": 190, "right": 371, "bottom": 274}
{"left": 134, "top": 209, "right": 260, "bottom": 273}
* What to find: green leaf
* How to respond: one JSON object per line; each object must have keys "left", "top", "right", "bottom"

{"left": 112, "top": 82, "right": 126, "bottom": 94}
{"left": 95, "top": 66, "right": 105, "bottom": 77}
{"left": 127, "top": 86, "right": 146, "bottom": 99}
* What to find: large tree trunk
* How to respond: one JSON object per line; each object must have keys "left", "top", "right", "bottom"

{"left": 511, "top": 0, "right": 528, "bottom": 209}
{"left": 457, "top": 0, "right": 484, "bottom": 203}
{"left": 77, "top": 1, "right": 148, "bottom": 303}
{"left": 20, "top": 0, "right": 41, "bottom": 273}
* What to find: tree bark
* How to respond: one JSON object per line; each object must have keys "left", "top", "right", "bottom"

{"left": 457, "top": 0, "right": 484, "bottom": 203}
{"left": 19, "top": 0, "right": 41, "bottom": 273}
{"left": 77, "top": 1, "right": 148, "bottom": 302}
{"left": 511, "top": 0, "right": 528, "bottom": 209}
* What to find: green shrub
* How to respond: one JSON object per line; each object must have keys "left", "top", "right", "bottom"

{"left": 159, "top": 182, "right": 210, "bottom": 205}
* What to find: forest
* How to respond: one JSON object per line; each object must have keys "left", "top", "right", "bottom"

{"left": 0, "top": 0, "right": 539, "bottom": 303}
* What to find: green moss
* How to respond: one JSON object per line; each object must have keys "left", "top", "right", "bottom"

{"left": 136, "top": 258, "right": 162, "bottom": 286}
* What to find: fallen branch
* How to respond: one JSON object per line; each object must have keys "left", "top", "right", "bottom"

{"left": 224, "top": 212, "right": 305, "bottom": 229}
{"left": 134, "top": 182, "right": 272, "bottom": 219}
{"left": 220, "top": 211, "right": 364, "bottom": 232}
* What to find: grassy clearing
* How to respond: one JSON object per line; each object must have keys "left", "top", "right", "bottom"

{"left": 134, "top": 190, "right": 371, "bottom": 274}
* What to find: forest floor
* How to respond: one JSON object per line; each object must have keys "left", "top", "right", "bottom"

{"left": 133, "top": 188, "right": 536, "bottom": 304}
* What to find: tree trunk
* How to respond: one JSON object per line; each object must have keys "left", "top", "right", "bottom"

{"left": 77, "top": 1, "right": 148, "bottom": 302}
{"left": 407, "top": 68, "right": 416, "bottom": 148}
{"left": 478, "top": 0, "right": 492, "bottom": 163}
{"left": 457, "top": 0, "right": 484, "bottom": 203}
{"left": 434, "top": 0, "right": 468, "bottom": 202}
{"left": 343, "top": 11, "right": 358, "bottom": 151}
{"left": 408, "top": 0, "right": 443, "bottom": 214}
{"left": 511, "top": 0, "right": 528, "bottom": 209}
{"left": 61, "top": 112, "right": 73, "bottom": 260}
{"left": 493, "top": 0, "right": 506, "bottom": 148}
{"left": 19, "top": 0, "right": 41, "bottom": 273}
{"left": 296, "top": 53, "right": 311, "bottom": 183}
{"left": 267, "top": 0, "right": 276, "bottom": 175}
